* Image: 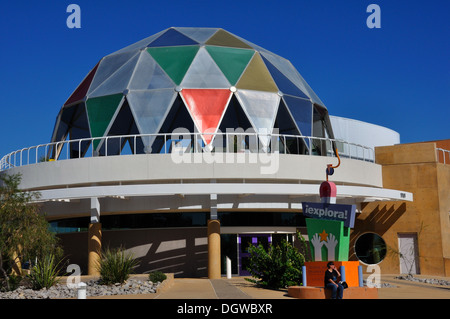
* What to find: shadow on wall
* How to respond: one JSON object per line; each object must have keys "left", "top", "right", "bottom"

{"left": 58, "top": 227, "right": 208, "bottom": 278}
{"left": 349, "top": 202, "right": 407, "bottom": 261}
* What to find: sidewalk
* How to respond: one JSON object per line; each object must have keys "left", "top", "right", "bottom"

{"left": 91, "top": 274, "right": 450, "bottom": 299}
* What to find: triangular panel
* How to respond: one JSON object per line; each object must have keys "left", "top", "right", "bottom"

{"left": 235, "top": 89, "right": 280, "bottom": 147}
{"left": 64, "top": 63, "right": 99, "bottom": 106}
{"left": 174, "top": 27, "right": 219, "bottom": 44}
{"left": 274, "top": 99, "right": 310, "bottom": 152}
{"left": 153, "top": 95, "right": 195, "bottom": 153}
{"left": 88, "top": 51, "right": 138, "bottom": 95}
{"left": 68, "top": 102, "right": 92, "bottom": 158}
{"left": 88, "top": 53, "right": 140, "bottom": 98}
{"left": 128, "top": 51, "right": 174, "bottom": 90}
{"left": 205, "top": 29, "right": 252, "bottom": 49}
{"left": 147, "top": 28, "right": 199, "bottom": 47}
{"left": 181, "top": 47, "right": 230, "bottom": 88}
{"left": 147, "top": 46, "right": 200, "bottom": 85}
{"left": 181, "top": 89, "right": 232, "bottom": 145}
{"left": 261, "top": 55, "right": 309, "bottom": 99}
{"left": 127, "top": 89, "right": 177, "bottom": 151}
{"left": 86, "top": 93, "right": 124, "bottom": 149}
{"left": 282, "top": 95, "right": 313, "bottom": 138}
{"left": 206, "top": 46, "right": 254, "bottom": 85}
{"left": 101, "top": 99, "right": 139, "bottom": 156}
{"left": 236, "top": 53, "right": 278, "bottom": 92}
{"left": 109, "top": 29, "right": 167, "bottom": 55}
{"left": 260, "top": 51, "right": 325, "bottom": 106}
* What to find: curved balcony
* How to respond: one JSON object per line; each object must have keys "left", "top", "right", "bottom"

{"left": 1, "top": 132, "right": 374, "bottom": 172}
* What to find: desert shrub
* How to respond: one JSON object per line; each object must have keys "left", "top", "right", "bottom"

{"left": 245, "top": 239, "right": 305, "bottom": 289}
{"left": 28, "top": 254, "right": 64, "bottom": 290}
{"left": 149, "top": 271, "right": 167, "bottom": 283}
{"left": 97, "top": 247, "right": 139, "bottom": 285}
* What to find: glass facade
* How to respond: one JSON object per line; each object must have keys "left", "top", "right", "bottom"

{"left": 49, "top": 211, "right": 305, "bottom": 234}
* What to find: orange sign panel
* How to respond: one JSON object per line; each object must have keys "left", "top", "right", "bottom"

{"left": 305, "top": 261, "right": 360, "bottom": 287}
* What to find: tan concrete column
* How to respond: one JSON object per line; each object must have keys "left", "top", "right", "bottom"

{"left": 207, "top": 219, "right": 221, "bottom": 279}
{"left": 87, "top": 222, "right": 102, "bottom": 276}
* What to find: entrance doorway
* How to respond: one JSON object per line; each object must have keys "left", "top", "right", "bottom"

{"left": 398, "top": 233, "right": 420, "bottom": 274}
{"left": 238, "top": 234, "right": 271, "bottom": 276}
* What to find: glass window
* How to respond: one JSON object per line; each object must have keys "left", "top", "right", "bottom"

{"left": 49, "top": 212, "right": 209, "bottom": 233}
{"left": 355, "top": 232, "right": 387, "bottom": 264}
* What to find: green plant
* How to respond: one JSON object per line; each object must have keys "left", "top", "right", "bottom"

{"left": 0, "top": 273, "right": 22, "bottom": 292}
{"left": 245, "top": 239, "right": 305, "bottom": 289}
{"left": 97, "top": 247, "right": 139, "bottom": 285}
{"left": 0, "top": 173, "right": 63, "bottom": 291}
{"left": 28, "top": 254, "right": 65, "bottom": 290}
{"left": 149, "top": 271, "right": 167, "bottom": 283}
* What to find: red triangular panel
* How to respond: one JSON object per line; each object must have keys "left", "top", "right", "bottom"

{"left": 64, "top": 63, "right": 99, "bottom": 106}
{"left": 181, "top": 89, "right": 232, "bottom": 144}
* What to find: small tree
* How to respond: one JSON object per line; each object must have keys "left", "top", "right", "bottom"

{"left": 245, "top": 238, "right": 305, "bottom": 289}
{"left": 0, "top": 173, "right": 62, "bottom": 290}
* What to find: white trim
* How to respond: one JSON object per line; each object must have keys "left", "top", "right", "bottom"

{"left": 35, "top": 182, "right": 412, "bottom": 203}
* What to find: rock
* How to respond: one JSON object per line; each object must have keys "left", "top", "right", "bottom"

{"left": 0, "top": 278, "right": 159, "bottom": 299}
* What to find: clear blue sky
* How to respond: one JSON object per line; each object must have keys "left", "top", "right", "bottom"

{"left": 0, "top": 0, "right": 448, "bottom": 157}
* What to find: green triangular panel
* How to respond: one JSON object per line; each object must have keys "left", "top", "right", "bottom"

{"left": 205, "top": 29, "right": 252, "bottom": 49}
{"left": 147, "top": 46, "right": 199, "bottom": 85}
{"left": 206, "top": 46, "right": 254, "bottom": 85}
{"left": 86, "top": 93, "right": 123, "bottom": 149}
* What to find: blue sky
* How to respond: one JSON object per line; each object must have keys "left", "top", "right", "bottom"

{"left": 0, "top": 0, "right": 448, "bottom": 157}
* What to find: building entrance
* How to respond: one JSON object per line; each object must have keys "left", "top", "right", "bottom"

{"left": 238, "top": 234, "right": 271, "bottom": 276}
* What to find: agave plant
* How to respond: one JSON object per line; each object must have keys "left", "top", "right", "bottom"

{"left": 97, "top": 247, "right": 139, "bottom": 285}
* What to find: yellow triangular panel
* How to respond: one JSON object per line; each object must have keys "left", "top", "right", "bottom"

{"left": 236, "top": 53, "right": 278, "bottom": 92}
{"left": 205, "top": 29, "right": 253, "bottom": 49}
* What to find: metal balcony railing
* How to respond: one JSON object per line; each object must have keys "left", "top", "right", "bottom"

{"left": 436, "top": 148, "right": 450, "bottom": 164}
{"left": 0, "top": 132, "right": 375, "bottom": 171}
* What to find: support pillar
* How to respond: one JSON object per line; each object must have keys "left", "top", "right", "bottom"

{"left": 207, "top": 219, "right": 221, "bottom": 279}
{"left": 88, "top": 223, "right": 102, "bottom": 276}
{"left": 88, "top": 197, "right": 102, "bottom": 276}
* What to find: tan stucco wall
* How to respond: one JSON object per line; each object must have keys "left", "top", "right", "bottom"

{"left": 350, "top": 142, "right": 450, "bottom": 276}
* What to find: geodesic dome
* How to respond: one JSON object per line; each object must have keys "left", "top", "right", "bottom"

{"left": 50, "top": 27, "right": 334, "bottom": 158}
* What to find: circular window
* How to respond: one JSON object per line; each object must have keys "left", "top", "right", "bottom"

{"left": 355, "top": 233, "right": 387, "bottom": 264}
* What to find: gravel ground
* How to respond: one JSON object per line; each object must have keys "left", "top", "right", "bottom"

{"left": 394, "top": 274, "right": 450, "bottom": 286}
{"left": 0, "top": 278, "right": 161, "bottom": 299}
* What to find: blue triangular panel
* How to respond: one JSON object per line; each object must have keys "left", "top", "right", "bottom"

{"left": 148, "top": 28, "right": 199, "bottom": 47}
{"left": 261, "top": 55, "right": 309, "bottom": 99}
{"left": 282, "top": 95, "right": 313, "bottom": 139}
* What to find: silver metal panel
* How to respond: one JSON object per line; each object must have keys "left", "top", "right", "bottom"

{"left": 181, "top": 47, "right": 230, "bottom": 88}
{"left": 128, "top": 51, "right": 174, "bottom": 90}
{"left": 88, "top": 51, "right": 139, "bottom": 95}
{"left": 235, "top": 89, "right": 281, "bottom": 147}
{"left": 89, "top": 53, "right": 140, "bottom": 98}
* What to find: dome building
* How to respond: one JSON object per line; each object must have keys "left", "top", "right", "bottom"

{"left": 50, "top": 27, "right": 333, "bottom": 159}
{"left": 0, "top": 28, "right": 413, "bottom": 278}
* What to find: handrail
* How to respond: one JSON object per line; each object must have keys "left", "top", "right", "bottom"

{"left": 436, "top": 148, "right": 450, "bottom": 164}
{"left": 0, "top": 132, "right": 375, "bottom": 171}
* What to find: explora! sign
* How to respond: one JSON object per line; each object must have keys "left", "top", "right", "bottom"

{"left": 302, "top": 202, "right": 356, "bottom": 228}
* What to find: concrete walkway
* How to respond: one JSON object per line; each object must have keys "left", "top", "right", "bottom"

{"left": 92, "top": 275, "right": 450, "bottom": 299}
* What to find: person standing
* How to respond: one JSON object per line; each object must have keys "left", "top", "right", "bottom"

{"left": 324, "top": 262, "right": 344, "bottom": 299}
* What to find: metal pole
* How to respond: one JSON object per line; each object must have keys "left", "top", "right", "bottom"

{"left": 77, "top": 282, "right": 87, "bottom": 299}
{"left": 302, "top": 265, "right": 307, "bottom": 286}
{"left": 226, "top": 256, "right": 232, "bottom": 279}
{"left": 358, "top": 265, "right": 364, "bottom": 287}
{"left": 340, "top": 265, "right": 346, "bottom": 282}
